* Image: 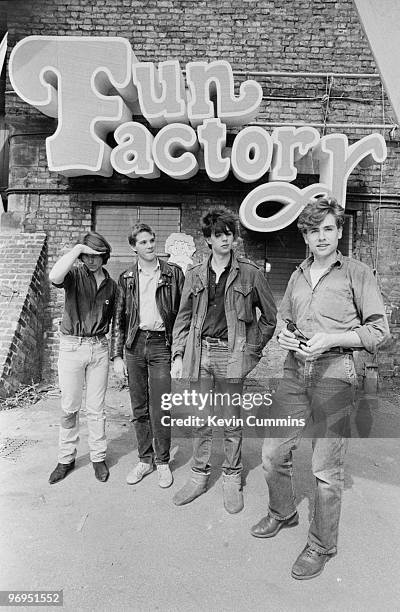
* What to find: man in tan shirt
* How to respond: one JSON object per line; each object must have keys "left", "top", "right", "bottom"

{"left": 251, "top": 196, "right": 390, "bottom": 580}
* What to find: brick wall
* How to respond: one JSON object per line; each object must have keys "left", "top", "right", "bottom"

{"left": 5, "top": 0, "right": 377, "bottom": 77}
{"left": 2, "top": 189, "right": 92, "bottom": 381}
{"left": 5, "top": 0, "right": 396, "bottom": 140}
{"left": 2, "top": 0, "right": 400, "bottom": 383}
{"left": 0, "top": 233, "right": 47, "bottom": 397}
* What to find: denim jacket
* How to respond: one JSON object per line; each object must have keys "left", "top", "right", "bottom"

{"left": 172, "top": 252, "right": 277, "bottom": 381}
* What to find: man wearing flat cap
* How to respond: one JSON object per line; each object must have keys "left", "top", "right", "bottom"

{"left": 49, "top": 232, "right": 117, "bottom": 484}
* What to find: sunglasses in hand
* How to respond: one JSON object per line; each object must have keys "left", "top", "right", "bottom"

{"left": 285, "top": 319, "right": 309, "bottom": 348}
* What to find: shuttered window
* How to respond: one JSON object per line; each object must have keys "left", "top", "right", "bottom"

{"left": 266, "top": 220, "right": 306, "bottom": 296}
{"left": 94, "top": 203, "right": 181, "bottom": 280}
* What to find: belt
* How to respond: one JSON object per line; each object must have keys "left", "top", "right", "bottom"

{"left": 202, "top": 336, "right": 228, "bottom": 344}
{"left": 327, "top": 347, "right": 353, "bottom": 355}
{"left": 61, "top": 334, "right": 106, "bottom": 343}
{"left": 138, "top": 329, "right": 165, "bottom": 338}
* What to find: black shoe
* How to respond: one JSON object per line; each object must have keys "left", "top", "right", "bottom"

{"left": 291, "top": 545, "right": 331, "bottom": 580}
{"left": 49, "top": 461, "right": 75, "bottom": 484}
{"left": 93, "top": 461, "right": 109, "bottom": 482}
{"left": 250, "top": 512, "right": 299, "bottom": 538}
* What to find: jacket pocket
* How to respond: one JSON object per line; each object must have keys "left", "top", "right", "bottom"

{"left": 191, "top": 285, "right": 205, "bottom": 317}
{"left": 233, "top": 285, "right": 253, "bottom": 323}
{"left": 232, "top": 343, "right": 261, "bottom": 379}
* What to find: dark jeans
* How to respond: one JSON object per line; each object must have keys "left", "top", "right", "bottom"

{"left": 192, "top": 339, "right": 243, "bottom": 475}
{"left": 262, "top": 351, "right": 357, "bottom": 555}
{"left": 125, "top": 330, "right": 171, "bottom": 465}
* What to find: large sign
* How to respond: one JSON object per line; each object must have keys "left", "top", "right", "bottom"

{"left": 9, "top": 36, "right": 387, "bottom": 232}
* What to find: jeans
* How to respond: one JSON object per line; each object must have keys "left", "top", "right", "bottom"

{"left": 125, "top": 330, "right": 171, "bottom": 465}
{"left": 191, "top": 339, "right": 243, "bottom": 475}
{"left": 262, "top": 351, "right": 357, "bottom": 555}
{"left": 58, "top": 335, "right": 109, "bottom": 464}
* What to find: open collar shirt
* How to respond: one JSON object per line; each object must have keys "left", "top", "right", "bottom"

{"left": 201, "top": 253, "right": 232, "bottom": 340}
{"left": 279, "top": 251, "right": 390, "bottom": 353}
{"left": 138, "top": 259, "right": 164, "bottom": 331}
{"left": 54, "top": 265, "right": 116, "bottom": 337}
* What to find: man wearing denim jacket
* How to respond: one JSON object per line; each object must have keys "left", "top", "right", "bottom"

{"left": 251, "top": 196, "right": 390, "bottom": 580}
{"left": 171, "top": 208, "right": 277, "bottom": 513}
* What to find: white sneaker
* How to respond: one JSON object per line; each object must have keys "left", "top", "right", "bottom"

{"left": 126, "top": 461, "right": 154, "bottom": 485}
{"left": 157, "top": 464, "right": 173, "bottom": 488}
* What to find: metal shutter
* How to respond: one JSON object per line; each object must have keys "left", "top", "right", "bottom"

{"left": 94, "top": 203, "right": 181, "bottom": 280}
{"left": 266, "top": 221, "right": 307, "bottom": 297}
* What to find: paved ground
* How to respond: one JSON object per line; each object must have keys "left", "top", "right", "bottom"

{"left": 1, "top": 381, "right": 400, "bottom": 612}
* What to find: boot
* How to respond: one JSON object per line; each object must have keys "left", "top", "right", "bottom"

{"left": 49, "top": 461, "right": 75, "bottom": 485}
{"left": 173, "top": 470, "right": 209, "bottom": 506}
{"left": 222, "top": 472, "right": 243, "bottom": 514}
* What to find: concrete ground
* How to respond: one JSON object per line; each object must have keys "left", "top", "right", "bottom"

{"left": 1, "top": 383, "right": 400, "bottom": 612}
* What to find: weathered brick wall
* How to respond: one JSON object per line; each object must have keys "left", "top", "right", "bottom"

{"left": 2, "top": 189, "right": 92, "bottom": 380}
{"left": 2, "top": 0, "right": 400, "bottom": 382}
{"left": 0, "top": 233, "right": 47, "bottom": 396}
{"left": 4, "top": 0, "right": 378, "bottom": 77}
{"left": 354, "top": 201, "right": 400, "bottom": 378}
{"left": 5, "top": 0, "right": 396, "bottom": 140}
{"left": 6, "top": 0, "right": 399, "bottom": 195}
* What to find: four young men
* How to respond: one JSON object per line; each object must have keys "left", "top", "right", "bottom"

{"left": 49, "top": 197, "right": 389, "bottom": 579}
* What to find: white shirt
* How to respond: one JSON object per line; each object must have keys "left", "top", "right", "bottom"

{"left": 138, "top": 260, "right": 165, "bottom": 331}
{"left": 310, "top": 264, "right": 330, "bottom": 289}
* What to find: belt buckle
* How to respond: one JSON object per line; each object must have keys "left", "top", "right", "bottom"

{"left": 205, "top": 336, "right": 225, "bottom": 345}
{"left": 330, "top": 347, "right": 351, "bottom": 355}
{"left": 146, "top": 330, "right": 164, "bottom": 338}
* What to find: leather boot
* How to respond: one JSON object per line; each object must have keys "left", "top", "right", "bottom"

{"left": 49, "top": 461, "right": 75, "bottom": 484}
{"left": 222, "top": 472, "right": 244, "bottom": 514}
{"left": 93, "top": 461, "right": 109, "bottom": 482}
{"left": 173, "top": 470, "right": 209, "bottom": 506}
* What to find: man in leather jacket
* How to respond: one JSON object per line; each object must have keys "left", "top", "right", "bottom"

{"left": 111, "top": 223, "right": 184, "bottom": 488}
{"left": 171, "top": 208, "right": 277, "bottom": 513}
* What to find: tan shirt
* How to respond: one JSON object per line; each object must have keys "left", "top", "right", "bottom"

{"left": 138, "top": 260, "right": 164, "bottom": 331}
{"left": 279, "top": 251, "right": 390, "bottom": 353}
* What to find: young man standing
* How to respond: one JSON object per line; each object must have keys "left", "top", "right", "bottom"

{"left": 111, "top": 223, "right": 184, "bottom": 488}
{"left": 251, "top": 196, "right": 390, "bottom": 579}
{"left": 49, "top": 232, "right": 116, "bottom": 484}
{"left": 172, "top": 208, "right": 277, "bottom": 513}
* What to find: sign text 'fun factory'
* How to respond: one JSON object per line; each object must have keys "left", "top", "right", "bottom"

{"left": 9, "top": 37, "right": 387, "bottom": 232}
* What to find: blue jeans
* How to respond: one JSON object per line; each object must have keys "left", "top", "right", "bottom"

{"left": 262, "top": 351, "right": 357, "bottom": 555}
{"left": 58, "top": 335, "right": 109, "bottom": 464}
{"left": 125, "top": 330, "right": 171, "bottom": 465}
{"left": 192, "top": 339, "right": 243, "bottom": 475}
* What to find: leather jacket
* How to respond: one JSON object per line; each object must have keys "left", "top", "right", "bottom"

{"left": 110, "top": 259, "right": 184, "bottom": 359}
